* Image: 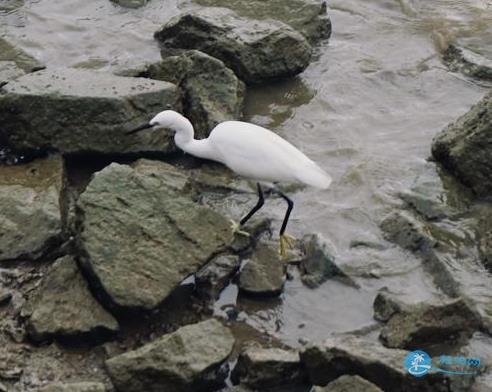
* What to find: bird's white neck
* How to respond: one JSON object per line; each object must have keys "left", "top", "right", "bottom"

{"left": 173, "top": 117, "right": 217, "bottom": 161}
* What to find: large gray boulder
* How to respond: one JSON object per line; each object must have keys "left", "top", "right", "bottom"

{"left": 300, "top": 335, "right": 473, "bottom": 391}
{"left": 0, "top": 68, "right": 180, "bottom": 155}
{"left": 0, "top": 156, "right": 63, "bottom": 262}
{"left": 443, "top": 44, "right": 492, "bottom": 81}
{"left": 193, "top": 0, "right": 331, "bottom": 43}
{"left": 0, "top": 37, "right": 44, "bottom": 73}
{"left": 312, "top": 375, "right": 382, "bottom": 392}
{"left": 106, "top": 318, "right": 234, "bottom": 392}
{"left": 231, "top": 346, "right": 307, "bottom": 389}
{"left": 76, "top": 160, "right": 234, "bottom": 311}
{"left": 432, "top": 90, "right": 492, "bottom": 196}
{"left": 27, "top": 256, "right": 119, "bottom": 343}
{"left": 379, "top": 298, "right": 481, "bottom": 349}
{"left": 154, "top": 8, "right": 312, "bottom": 84}
{"left": 145, "top": 50, "right": 245, "bottom": 138}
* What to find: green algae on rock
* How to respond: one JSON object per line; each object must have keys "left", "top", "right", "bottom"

{"left": 76, "top": 160, "right": 234, "bottom": 311}
{"left": 154, "top": 8, "right": 312, "bottom": 85}
{"left": 106, "top": 318, "right": 234, "bottom": 392}
{"left": 0, "top": 68, "right": 180, "bottom": 155}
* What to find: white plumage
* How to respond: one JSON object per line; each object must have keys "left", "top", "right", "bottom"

{"left": 128, "top": 110, "right": 332, "bottom": 258}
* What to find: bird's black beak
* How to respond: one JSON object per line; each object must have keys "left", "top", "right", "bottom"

{"left": 126, "top": 122, "right": 155, "bottom": 135}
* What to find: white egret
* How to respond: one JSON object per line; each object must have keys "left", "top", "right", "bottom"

{"left": 127, "top": 110, "right": 331, "bottom": 258}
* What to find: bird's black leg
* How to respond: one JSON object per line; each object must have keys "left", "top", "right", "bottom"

{"left": 276, "top": 190, "right": 294, "bottom": 236}
{"left": 240, "top": 183, "right": 265, "bottom": 226}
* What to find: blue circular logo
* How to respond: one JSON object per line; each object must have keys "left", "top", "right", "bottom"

{"left": 404, "top": 350, "right": 432, "bottom": 377}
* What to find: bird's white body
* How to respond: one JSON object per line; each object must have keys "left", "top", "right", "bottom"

{"left": 152, "top": 111, "right": 331, "bottom": 189}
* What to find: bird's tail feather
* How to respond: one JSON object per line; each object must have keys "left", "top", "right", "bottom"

{"left": 297, "top": 163, "right": 332, "bottom": 189}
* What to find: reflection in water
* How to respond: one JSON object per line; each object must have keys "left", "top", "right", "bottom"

{"left": 0, "top": 0, "right": 491, "bottom": 346}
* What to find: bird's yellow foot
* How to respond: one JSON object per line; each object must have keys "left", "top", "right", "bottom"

{"left": 279, "top": 233, "right": 297, "bottom": 260}
{"left": 230, "top": 219, "right": 250, "bottom": 237}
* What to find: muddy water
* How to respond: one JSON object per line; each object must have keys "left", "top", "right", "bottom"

{"left": 1, "top": 0, "right": 491, "bottom": 347}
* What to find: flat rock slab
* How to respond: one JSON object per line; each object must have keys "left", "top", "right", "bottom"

{"left": 77, "top": 160, "right": 234, "bottom": 311}
{"left": 154, "top": 8, "right": 312, "bottom": 84}
{"left": 313, "top": 375, "right": 382, "bottom": 392}
{"left": 379, "top": 298, "right": 481, "bottom": 349}
{"left": 300, "top": 335, "right": 474, "bottom": 391}
{"left": 193, "top": 0, "right": 331, "bottom": 43}
{"left": 0, "top": 155, "right": 63, "bottom": 262}
{"left": 147, "top": 50, "right": 245, "bottom": 138}
{"left": 38, "top": 382, "right": 107, "bottom": 392}
{"left": 27, "top": 255, "right": 119, "bottom": 343}
{"left": 432, "top": 90, "right": 492, "bottom": 196}
{"left": 106, "top": 318, "right": 234, "bottom": 392}
{"left": 238, "top": 243, "right": 286, "bottom": 297}
{"left": 231, "top": 346, "right": 306, "bottom": 389}
{"left": 110, "top": 0, "right": 149, "bottom": 8}
{"left": 0, "top": 68, "right": 180, "bottom": 155}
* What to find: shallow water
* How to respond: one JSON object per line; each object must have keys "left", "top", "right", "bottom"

{"left": 1, "top": 0, "right": 491, "bottom": 347}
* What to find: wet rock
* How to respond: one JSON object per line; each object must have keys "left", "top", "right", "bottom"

{"left": 195, "top": 254, "right": 241, "bottom": 300}
{"left": 77, "top": 160, "right": 234, "bottom": 311}
{"left": 193, "top": 0, "right": 331, "bottom": 43}
{"left": 443, "top": 44, "right": 492, "bottom": 81}
{"left": 300, "top": 234, "right": 357, "bottom": 288}
{"left": 26, "top": 255, "right": 119, "bottom": 343}
{"left": 231, "top": 346, "right": 307, "bottom": 389}
{"left": 0, "top": 61, "right": 25, "bottom": 87}
{"left": 379, "top": 298, "right": 481, "bottom": 349}
{"left": 0, "top": 37, "right": 44, "bottom": 73}
{"left": 373, "top": 291, "right": 407, "bottom": 322}
{"left": 312, "top": 375, "right": 382, "bottom": 392}
{"left": 300, "top": 335, "right": 472, "bottom": 391}
{"left": 154, "top": 8, "right": 312, "bottom": 84}
{"left": 0, "top": 68, "right": 180, "bottom": 155}
{"left": 0, "top": 156, "right": 63, "bottom": 262}
{"left": 106, "top": 318, "right": 234, "bottom": 392}
{"left": 477, "top": 211, "right": 492, "bottom": 273}
{"left": 238, "top": 243, "right": 286, "bottom": 297}
{"left": 110, "top": 0, "right": 148, "bottom": 8}
{"left": 432, "top": 90, "right": 492, "bottom": 196}
{"left": 146, "top": 50, "right": 245, "bottom": 138}
{"left": 380, "top": 210, "right": 434, "bottom": 251}
{"left": 38, "top": 382, "right": 107, "bottom": 392}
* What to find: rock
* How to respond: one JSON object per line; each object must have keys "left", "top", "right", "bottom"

{"left": 0, "top": 68, "right": 180, "bottom": 156}
{"left": 380, "top": 298, "right": 481, "bottom": 349}
{"left": 193, "top": 0, "right": 331, "bottom": 43}
{"left": 38, "top": 382, "right": 107, "bottom": 392}
{"left": 110, "top": 0, "right": 148, "bottom": 8}
{"left": 0, "top": 290, "right": 11, "bottom": 306}
{"left": 146, "top": 50, "right": 245, "bottom": 138}
{"left": 0, "top": 1, "right": 24, "bottom": 12}
{"left": 26, "top": 255, "right": 119, "bottom": 343}
{"left": 477, "top": 210, "right": 492, "bottom": 273}
{"left": 195, "top": 254, "right": 241, "bottom": 300}
{"left": 373, "top": 291, "right": 406, "bottom": 322}
{"left": 380, "top": 210, "right": 434, "bottom": 252}
{"left": 0, "top": 61, "right": 25, "bottom": 87}
{"left": 0, "top": 37, "right": 44, "bottom": 73}
{"left": 312, "top": 375, "right": 382, "bottom": 392}
{"left": 431, "top": 90, "right": 492, "bottom": 196}
{"left": 0, "top": 156, "right": 63, "bottom": 262}
{"left": 231, "top": 346, "right": 307, "bottom": 389}
{"left": 443, "top": 44, "right": 492, "bottom": 81}
{"left": 106, "top": 318, "right": 234, "bottom": 392}
{"left": 300, "top": 335, "right": 473, "bottom": 391}
{"left": 77, "top": 160, "right": 234, "bottom": 311}
{"left": 154, "top": 8, "right": 312, "bottom": 84}
{"left": 300, "top": 234, "right": 357, "bottom": 288}
{"left": 238, "top": 243, "right": 285, "bottom": 297}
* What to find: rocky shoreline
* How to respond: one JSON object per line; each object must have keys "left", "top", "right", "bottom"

{"left": 1, "top": 0, "right": 492, "bottom": 391}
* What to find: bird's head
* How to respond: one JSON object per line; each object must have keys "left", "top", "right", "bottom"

{"left": 126, "top": 110, "right": 185, "bottom": 135}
